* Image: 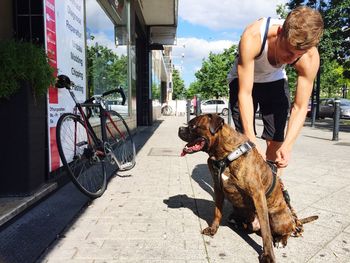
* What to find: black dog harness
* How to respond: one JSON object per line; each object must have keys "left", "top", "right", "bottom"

{"left": 211, "top": 141, "right": 277, "bottom": 198}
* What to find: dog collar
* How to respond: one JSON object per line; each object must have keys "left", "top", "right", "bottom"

{"left": 212, "top": 141, "right": 278, "bottom": 198}
{"left": 212, "top": 141, "right": 255, "bottom": 169}
{"left": 212, "top": 141, "right": 255, "bottom": 190}
{"left": 227, "top": 141, "right": 255, "bottom": 162}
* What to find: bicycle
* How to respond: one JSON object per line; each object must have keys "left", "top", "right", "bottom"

{"left": 161, "top": 104, "right": 173, "bottom": 116}
{"left": 55, "top": 75, "right": 136, "bottom": 198}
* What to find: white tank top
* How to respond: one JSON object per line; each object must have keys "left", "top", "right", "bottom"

{"left": 227, "top": 17, "right": 287, "bottom": 84}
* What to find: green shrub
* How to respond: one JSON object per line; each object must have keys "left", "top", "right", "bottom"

{"left": 0, "top": 40, "right": 55, "bottom": 99}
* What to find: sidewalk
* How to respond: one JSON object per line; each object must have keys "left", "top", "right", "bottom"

{"left": 38, "top": 115, "right": 350, "bottom": 263}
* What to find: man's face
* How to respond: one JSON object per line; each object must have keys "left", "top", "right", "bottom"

{"left": 277, "top": 36, "right": 308, "bottom": 65}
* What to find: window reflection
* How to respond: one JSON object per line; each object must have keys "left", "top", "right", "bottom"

{"left": 152, "top": 51, "right": 162, "bottom": 108}
{"left": 85, "top": 0, "right": 128, "bottom": 117}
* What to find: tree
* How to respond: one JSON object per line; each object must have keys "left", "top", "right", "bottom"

{"left": 322, "top": 0, "right": 350, "bottom": 79}
{"left": 186, "top": 81, "right": 201, "bottom": 99}
{"left": 320, "top": 60, "right": 349, "bottom": 97}
{"left": 277, "top": 1, "right": 350, "bottom": 100}
{"left": 87, "top": 41, "right": 127, "bottom": 97}
{"left": 193, "top": 45, "right": 237, "bottom": 99}
{"left": 152, "top": 83, "right": 160, "bottom": 100}
{"left": 172, "top": 69, "right": 186, "bottom": 100}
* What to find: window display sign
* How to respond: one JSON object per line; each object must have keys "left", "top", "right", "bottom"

{"left": 45, "top": 0, "right": 86, "bottom": 171}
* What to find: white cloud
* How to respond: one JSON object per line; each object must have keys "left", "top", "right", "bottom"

{"left": 172, "top": 37, "right": 236, "bottom": 87}
{"left": 87, "top": 32, "right": 127, "bottom": 56}
{"left": 85, "top": 0, "right": 126, "bottom": 56}
{"left": 86, "top": 0, "right": 114, "bottom": 31}
{"left": 172, "top": 37, "right": 236, "bottom": 62}
{"left": 179, "top": 0, "right": 288, "bottom": 30}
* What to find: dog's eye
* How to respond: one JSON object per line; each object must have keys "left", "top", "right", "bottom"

{"left": 189, "top": 124, "right": 196, "bottom": 130}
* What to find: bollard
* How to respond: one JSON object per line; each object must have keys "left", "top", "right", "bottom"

{"left": 311, "top": 101, "right": 317, "bottom": 128}
{"left": 228, "top": 102, "right": 232, "bottom": 125}
{"left": 332, "top": 99, "right": 340, "bottom": 141}
{"left": 196, "top": 97, "right": 201, "bottom": 116}
{"left": 186, "top": 99, "right": 191, "bottom": 123}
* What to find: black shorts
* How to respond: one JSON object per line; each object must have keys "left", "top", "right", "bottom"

{"left": 229, "top": 78, "right": 290, "bottom": 142}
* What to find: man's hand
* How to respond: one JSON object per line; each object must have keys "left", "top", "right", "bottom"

{"left": 275, "top": 147, "right": 291, "bottom": 168}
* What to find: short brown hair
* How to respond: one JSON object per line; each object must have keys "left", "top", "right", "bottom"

{"left": 282, "top": 6, "right": 324, "bottom": 50}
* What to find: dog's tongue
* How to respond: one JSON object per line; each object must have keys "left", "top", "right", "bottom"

{"left": 180, "top": 139, "right": 205, "bottom": 156}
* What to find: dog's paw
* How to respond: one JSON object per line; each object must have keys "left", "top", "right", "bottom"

{"left": 259, "top": 253, "right": 276, "bottom": 263}
{"left": 201, "top": 226, "right": 218, "bottom": 236}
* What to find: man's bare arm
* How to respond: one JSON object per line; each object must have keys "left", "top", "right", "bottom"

{"left": 276, "top": 47, "right": 320, "bottom": 167}
{"left": 237, "top": 25, "right": 261, "bottom": 144}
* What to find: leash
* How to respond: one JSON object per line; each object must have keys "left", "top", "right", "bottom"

{"left": 265, "top": 160, "right": 277, "bottom": 198}
{"left": 211, "top": 142, "right": 278, "bottom": 197}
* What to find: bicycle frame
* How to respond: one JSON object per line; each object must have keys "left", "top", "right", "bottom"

{"left": 66, "top": 88, "right": 125, "bottom": 167}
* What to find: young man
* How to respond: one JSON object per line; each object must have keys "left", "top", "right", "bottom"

{"left": 227, "top": 6, "right": 324, "bottom": 168}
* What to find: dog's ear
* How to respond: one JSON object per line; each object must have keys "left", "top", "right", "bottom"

{"left": 209, "top": 114, "right": 224, "bottom": 135}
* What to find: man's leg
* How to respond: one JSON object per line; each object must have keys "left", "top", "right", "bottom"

{"left": 229, "top": 79, "right": 243, "bottom": 132}
{"left": 229, "top": 79, "right": 258, "bottom": 134}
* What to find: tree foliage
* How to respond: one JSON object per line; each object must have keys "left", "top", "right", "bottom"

{"left": 87, "top": 41, "right": 127, "bottom": 97}
{"left": 186, "top": 81, "right": 201, "bottom": 99}
{"left": 278, "top": 1, "right": 350, "bottom": 99}
{"left": 193, "top": 45, "right": 237, "bottom": 99}
{"left": 172, "top": 69, "right": 186, "bottom": 100}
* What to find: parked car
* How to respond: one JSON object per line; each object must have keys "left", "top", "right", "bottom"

{"left": 107, "top": 99, "right": 128, "bottom": 116}
{"left": 319, "top": 98, "right": 350, "bottom": 119}
{"left": 191, "top": 99, "right": 229, "bottom": 116}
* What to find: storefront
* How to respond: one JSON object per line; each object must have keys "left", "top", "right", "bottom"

{"left": 0, "top": 0, "right": 178, "bottom": 195}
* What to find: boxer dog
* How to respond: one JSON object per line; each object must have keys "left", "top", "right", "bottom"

{"left": 179, "top": 114, "right": 317, "bottom": 263}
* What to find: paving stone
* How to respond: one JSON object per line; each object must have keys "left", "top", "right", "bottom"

{"left": 37, "top": 116, "right": 350, "bottom": 262}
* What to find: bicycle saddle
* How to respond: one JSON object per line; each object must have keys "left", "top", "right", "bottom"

{"left": 56, "top": 75, "right": 73, "bottom": 89}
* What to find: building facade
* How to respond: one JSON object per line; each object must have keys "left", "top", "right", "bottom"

{"left": 0, "top": 0, "right": 178, "bottom": 195}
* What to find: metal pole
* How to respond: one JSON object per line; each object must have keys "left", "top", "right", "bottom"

{"left": 228, "top": 101, "right": 232, "bottom": 125}
{"left": 196, "top": 96, "right": 201, "bottom": 116}
{"left": 332, "top": 99, "right": 340, "bottom": 141}
{"left": 311, "top": 100, "right": 317, "bottom": 127}
{"left": 315, "top": 64, "right": 321, "bottom": 119}
{"left": 186, "top": 99, "right": 191, "bottom": 123}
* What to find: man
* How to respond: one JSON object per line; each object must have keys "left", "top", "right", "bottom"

{"left": 227, "top": 6, "right": 324, "bottom": 167}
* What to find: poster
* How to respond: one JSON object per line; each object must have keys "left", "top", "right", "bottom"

{"left": 44, "top": 0, "right": 86, "bottom": 171}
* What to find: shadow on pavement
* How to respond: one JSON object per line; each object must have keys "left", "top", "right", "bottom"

{"left": 304, "top": 118, "right": 350, "bottom": 133}
{"left": 0, "top": 119, "right": 165, "bottom": 263}
{"left": 164, "top": 163, "right": 263, "bottom": 256}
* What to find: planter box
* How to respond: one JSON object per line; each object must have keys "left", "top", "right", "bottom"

{"left": 0, "top": 83, "right": 47, "bottom": 196}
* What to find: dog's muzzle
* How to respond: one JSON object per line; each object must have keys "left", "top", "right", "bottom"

{"left": 178, "top": 126, "right": 208, "bottom": 156}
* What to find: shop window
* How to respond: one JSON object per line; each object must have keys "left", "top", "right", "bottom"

{"left": 14, "top": 0, "right": 44, "bottom": 45}
{"left": 85, "top": 0, "right": 129, "bottom": 117}
{"left": 152, "top": 51, "right": 162, "bottom": 108}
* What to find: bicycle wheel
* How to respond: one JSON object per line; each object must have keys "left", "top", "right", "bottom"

{"left": 104, "top": 110, "right": 136, "bottom": 171}
{"left": 56, "top": 113, "right": 107, "bottom": 198}
{"left": 161, "top": 105, "right": 173, "bottom": 116}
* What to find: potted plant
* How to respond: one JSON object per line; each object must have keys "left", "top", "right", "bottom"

{"left": 0, "top": 39, "right": 55, "bottom": 100}
{"left": 0, "top": 40, "right": 55, "bottom": 196}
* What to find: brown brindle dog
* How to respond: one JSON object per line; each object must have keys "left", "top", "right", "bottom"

{"left": 178, "top": 114, "right": 317, "bottom": 263}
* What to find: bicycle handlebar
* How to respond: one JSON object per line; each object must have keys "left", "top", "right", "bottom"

{"left": 102, "top": 88, "right": 126, "bottom": 105}
{"left": 56, "top": 74, "right": 126, "bottom": 105}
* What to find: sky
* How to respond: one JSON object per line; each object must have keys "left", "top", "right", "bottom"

{"left": 173, "top": 0, "right": 288, "bottom": 88}
{"left": 85, "top": 0, "right": 288, "bottom": 88}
